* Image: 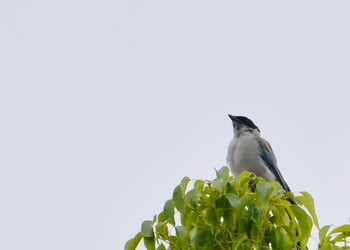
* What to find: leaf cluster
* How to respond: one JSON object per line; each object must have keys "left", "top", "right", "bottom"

{"left": 125, "top": 167, "right": 350, "bottom": 250}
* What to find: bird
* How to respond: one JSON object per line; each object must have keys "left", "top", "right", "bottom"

{"left": 226, "top": 115, "right": 291, "bottom": 192}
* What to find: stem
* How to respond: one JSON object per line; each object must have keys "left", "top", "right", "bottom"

{"left": 213, "top": 206, "right": 230, "bottom": 249}
{"left": 201, "top": 197, "right": 229, "bottom": 249}
{"left": 258, "top": 206, "right": 269, "bottom": 248}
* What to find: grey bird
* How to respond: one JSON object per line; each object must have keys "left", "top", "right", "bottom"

{"left": 226, "top": 115, "right": 291, "bottom": 192}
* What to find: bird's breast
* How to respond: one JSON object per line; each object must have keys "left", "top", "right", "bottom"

{"left": 227, "top": 134, "right": 263, "bottom": 177}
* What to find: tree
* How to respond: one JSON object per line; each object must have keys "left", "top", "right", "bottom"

{"left": 125, "top": 167, "right": 350, "bottom": 250}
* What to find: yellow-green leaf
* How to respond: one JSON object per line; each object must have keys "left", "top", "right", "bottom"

{"left": 124, "top": 232, "right": 143, "bottom": 250}
{"left": 297, "top": 191, "right": 320, "bottom": 229}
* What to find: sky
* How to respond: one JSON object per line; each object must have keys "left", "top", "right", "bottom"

{"left": 1, "top": 1, "right": 350, "bottom": 250}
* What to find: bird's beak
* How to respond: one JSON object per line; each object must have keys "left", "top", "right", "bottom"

{"left": 228, "top": 114, "right": 237, "bottom": 122}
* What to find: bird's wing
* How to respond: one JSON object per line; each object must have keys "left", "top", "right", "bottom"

{"left": 258, "top": 138, "right": 291, "bottom": 192}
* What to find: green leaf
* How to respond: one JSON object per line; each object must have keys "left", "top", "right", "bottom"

{"left": 271, "top": 227, "right": 293, "bottom": 250}
{"left": 225, "top": 193, "right": 240, "bottom": 207}
{"left": 143, "top": 236, "right": 155, "bottom": 250}
{"left": 270, "top": 227, "right": 282, "bottom": 249}
{"left": 237, "top": 171, "right": 255, "bottom": 188}
{"left": 175, "top": 225, "right": 187, "bottom": 241}
{"left": 157, "top": 211, "right": 166, "bottom": 222}
{"left": 223, "top": 208, "right": 234, "bottom": 225}
{"left": 330, "top": 224, "right": 350, "bottom": 235}
{"left": 251, "top": 206, "right": 264, "bottom": 232}
{"left": 286, "top": 192, "right": 297, "bottom": 204}
{"left": 256, "top": 182, "right": 273, "bottom": 205}
{"left": 237, "top": 211, "right": 251, "bottom": 235}
{"left": 290, "top": 205, "right": 312, "bottom": 234}
{"left": 163, "top": 199, "right": 175, "bottom": 225}
{"left": 226, "top": 181, "right": 239, "bottom": 195}
{"left": 250, "top": 223, "right": 260, "bottom": 244}
{"left": 226, "top": 193, "right": 253, "bottom": 213}
{"left": 157, "top": 244, "right": 166, "bottom": 250}
{"left": 231, "top": 234, "right": 248, "bottom": 250}
{"left": 173, "top": 185, "right": 185, "bottom": 214}
{"left": 141, "top": 220, "right": 154, "bottom": 237}
{"left": 237, "top": 195, "right": 254, "bottom": 210}
{"left": 328, "top": 224, "right": 350, "bottom": 246}
{"left": 169, "top": 235, "right": 179, "bottom": 247}
{"left": 296, "top": 191, "right": 320, "bottom": 229}
{"left": 212, "top": 178, "right": 224, "bottom": 193}
{"left": 319, "top": 243, "right": 342, "bottom": 250}
{"left": 186, "top": 211, "right": 198, "bottom": 228}
{"left": 180, "top": 176, "right": 191, "bottom": 194}
{"left": 184, "top": 189, "right": 197, "bottom": 208}
{"left": 216, "top": 195, "right": 229, "bottom": 210}
{"left": 290, "top": 205, "right": 313, "bottom": 247}
{"left": 189, "top": 227, "right": 208, "bottom": 247}
{"left": 282, "top": 226, "right": 297, "bottom": 246}
{"left": 207, "top": 208, "right": 217, "bottom": 229}
{"left": 194, "top": 180, "right": 205, "bottom": 194}
{"left": 273, "top": 204, "right": 291, "bottom": 226}
{"left": 319, "top": 225, "right": 331, "bottom": 245}
{"left": 270, "top": 181, "right": 283, "bottom": 195}
{"left": 155, "top": 222, "right": 169, "bottom": 238}
{"left": 279, "top": 227, "right": 294, "bottom": 249}
{"left": 124, "top": 232, "right": 143, "bottom": 250}
{"left": 332, "top": 232, "right": 350, "bottom": 243}
{"left": 124, "top": 239, "right": 134, "bottom": 250}
{"left": 216, "top": 166, "right": 230, "bottom": 182}
{"left": 200, "top": 193, "right": 215, "bottom": 208}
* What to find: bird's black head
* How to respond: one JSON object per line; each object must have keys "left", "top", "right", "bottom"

{"left": 228, "top": 115, "right": 260, "bottom": 132}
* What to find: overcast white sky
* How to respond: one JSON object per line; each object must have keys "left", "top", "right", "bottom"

{"left": 1, "top": 1, "right": 350, "bottom": 250}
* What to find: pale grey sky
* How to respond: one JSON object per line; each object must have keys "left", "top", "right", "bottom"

{"left": 1, "top": 1, "right": 349, "bottom": 250}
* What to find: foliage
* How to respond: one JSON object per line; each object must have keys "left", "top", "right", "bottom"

{"left": 125, "top": 167, "right": 350, "bottom": 249}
